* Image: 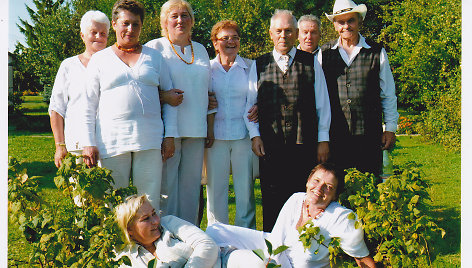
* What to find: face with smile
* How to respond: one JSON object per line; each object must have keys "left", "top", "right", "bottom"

{"left": 333, "top": 12, "right": 361, "bottom": 42}
{"left": 270, "top": 14, "right": 298, "bottom": 55}
{"left": 298, "top": 20, "right": 320, "bottom": 53}
{"left": 112, "top": 9, "right": 142, "bottom": 48}
{"left": 166, "top": 7, "right": 193, "bottom": 40}
{"left": 213, "top": 28, "right": 240, "bottom": 58}
{"left": 305, "top": 169, "right": 338, "bottom": 208}
{"left": 81, "top": 20, "right": 109, "bottom": 53}
{"left": 127, "top": 200, "right": 161, "bottom": 247}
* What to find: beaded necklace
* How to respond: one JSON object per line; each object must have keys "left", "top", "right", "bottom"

{"left": 167, "top": 37, "right": 194, "bottom": 65}
{"left": 304, "top": 199, "right": 325, "bottom": 220}
{"left": 115, "top": 42, "right": 141, "bottom": 53}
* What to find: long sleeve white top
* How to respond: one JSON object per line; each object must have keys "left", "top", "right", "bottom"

{"left": 245, "top": 47, "right": 331, "bottom": 142}
{"left": 317, "top": 34, "right": 399, "bottom": 132}
{"left": 48, "top": 56, "right": 87, "bottom": 152}
{"left": 210, "top": 54, "right": 256, "bottom": 140}
{"left": 116, "top": 215, "right": 219, "bottom": 268}
{"left": 145, "top": 38, "right": 211, "bottom": 138}
{"left": 81, "top": 46, "right": 177, "bottom": 159}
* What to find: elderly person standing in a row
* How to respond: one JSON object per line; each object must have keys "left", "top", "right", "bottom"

{"left": 81, "top": 0, "right": 177, "bottom": 210}
{"left": 297, "top": 14, "right": 322, "bottom": 55}
{"left": 248, "top": 10, "right": 331, "bottom": 232}
{"left": 145, "top": 0, "right": 212, "bottom": 225}
{"left": 319, "top": 0, "right": 399, "bottom": 176}
{"left": 49, "top": 10, "right": 110, "bottom": 168}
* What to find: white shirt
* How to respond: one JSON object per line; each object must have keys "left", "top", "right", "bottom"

{"left": 81, "top": 46, "right": 177, "bottom": 158}
{"left": 210, "top": 54, "right": 255, "bottom": 140}
{"left": 146, "top": 38, "right": 211, "bottom": 138}
{"left": 269, "top": 193, "right": 370, "bottom": 268}
{"left": 246, "top": 47, "right": 331, "bottom": 142}
{"left": 48, "top": 56, "right": 87, "bottom": 152}
{"left": 317, "top": 34, "right": 399, "bottom": 132}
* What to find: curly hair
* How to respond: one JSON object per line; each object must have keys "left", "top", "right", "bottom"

{"left": 112, "top": 0, "right": 145, "bottom": 23}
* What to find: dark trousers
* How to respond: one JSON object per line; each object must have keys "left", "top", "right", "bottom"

{"left": 259, "top": 144, "right": 316, "bottom": 232}
{"left": 330, "top": 134, "right": 382, "bottom": 176}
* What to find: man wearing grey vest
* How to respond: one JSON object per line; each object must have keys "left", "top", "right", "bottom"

{"left": 245, "top": 10, "right": 331, "bottom": 232}
{"left": 319, "top": 0, "right": 399, "bottom": 176}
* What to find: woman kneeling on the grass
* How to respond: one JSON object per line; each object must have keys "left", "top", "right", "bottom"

{"left": 114, "top": 194, "right": 219, "bottom": 267}
{"left": 206, "top": 163, "right": 376, "bottom": 267}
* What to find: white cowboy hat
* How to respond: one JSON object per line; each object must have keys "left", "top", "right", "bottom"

{"left": 325, "top": 0, "right": 367, "bottom": 22}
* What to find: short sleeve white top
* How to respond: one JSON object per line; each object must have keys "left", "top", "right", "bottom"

{"left": 81, "top": 46, "right": 177, "bottom": 158}
{"left": 145, "top": 38, "right": 211, "bottom": 138}
{"left": 48, "top": 56, "right": 87, "bottom": 152}
{"left": 269, "top": 193, "right": 370, "bottom": 268}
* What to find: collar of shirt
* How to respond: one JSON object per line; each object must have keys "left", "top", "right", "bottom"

{"left": 272, "top": 47, "right": 296, "bottom": 70}
{"left": 211, "top": 54, "right": 248, "bottom": 73}
{"left": 296, "top": 44, "right": 320, "bottom": 54}
{"left": 331, "top": 34, "right": 371, "bottom": 66}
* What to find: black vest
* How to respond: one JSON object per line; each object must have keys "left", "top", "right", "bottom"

{"left": 256, "top": 50, "right": 318, "bottom": 150}
{"left": 321, "top": 39, "right": 383, "bottom": 140}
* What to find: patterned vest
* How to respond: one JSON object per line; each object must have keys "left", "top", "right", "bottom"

{"left": 256, "top": 50, "right": 318, "bottom": 149}
{"left": 321, "top": 39, "right": 383, "bottom": 139}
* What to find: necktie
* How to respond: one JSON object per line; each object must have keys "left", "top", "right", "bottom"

{"left": 281, "top": 54, "right": 290, "bottom": 73}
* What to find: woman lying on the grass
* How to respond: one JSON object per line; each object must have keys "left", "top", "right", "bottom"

{"left": 114, "top": 195, "right": 219, "bottom": 267}
{"left": 206, "top": 163, "right": 376, "bottom": 267}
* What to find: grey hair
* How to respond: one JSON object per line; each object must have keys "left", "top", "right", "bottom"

{"left": 80, "top": 10, "right": 110, "bottom": 34}
{"left": 298, "top": 14, "right": 321, "bottom": 29}
{"left": 270, "top": 9, "right": 298, "bottom": 29}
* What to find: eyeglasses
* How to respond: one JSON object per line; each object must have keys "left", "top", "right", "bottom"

{"left": 217, "top": 36, "right": 240, "bottom": 42}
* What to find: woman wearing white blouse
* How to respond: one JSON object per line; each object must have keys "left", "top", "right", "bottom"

{"left": 81, "top": 0, "right": 177, "bottom": 210}
{"left": 145, "top": 0, "right": 212, "bottom": 225}
{"left": 205, "top": 20, "right": 257, "bottom": 229}
{"left": 49, "top": 10, "right": 110, "bottom": 168}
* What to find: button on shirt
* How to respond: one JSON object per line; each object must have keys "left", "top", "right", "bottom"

{"left": 210, "top": 55, "right": 253, "bottom": 140}
{"left": 245, "top": 47, "right": 331, "bottom": 142}
{"left": 317, "top": 34, "right": 399, "bottom": 132}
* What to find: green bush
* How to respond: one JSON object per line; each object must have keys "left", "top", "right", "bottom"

{"left": 8, "top": 155, "right": 136, "bottom": 267}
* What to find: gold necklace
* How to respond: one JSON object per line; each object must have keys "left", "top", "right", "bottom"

{"left": 305, "top": 200, "right": 325, "bottom": 220}
{"left": 115, "top": 42, "right": 141, "bottom": 53}
{"left": 167, "top": 37, "right": 194, "bottom": 65}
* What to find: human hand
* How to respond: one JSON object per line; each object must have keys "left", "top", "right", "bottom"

{"left": 162, "top": 137, "right": 175, "bottom": 162}
{"left": 205, "top": 132, "right": 215, "bottom": 148}
{"left": 160, "top": 89, "right": 184, "bottom": 106}
{"left": 208, "top": 91, "right": 218, "bottom": 110}
{"left": 317, "top": 141, "right": 329, "bottom": 163}
{"left": 82, "top": 146, "right": 99, "bottom": 167}
{"left": 247, "top": 104, "right": 258, "bottom": 123}
{"left": 381, "top": 131, "right": 396, "bottom": 150}
{"left": 251, "top": 136, "right": 265, "bottom": 157}
{"left": 54, "top": 145, "right": 68, "bottom": 168}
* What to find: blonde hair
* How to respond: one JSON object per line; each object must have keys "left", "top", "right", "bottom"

{"left": 159, "top": 0, "right": 195, "bottom": 37}
{"left": 114, "top": 194, "right": 150, "bottom": 244}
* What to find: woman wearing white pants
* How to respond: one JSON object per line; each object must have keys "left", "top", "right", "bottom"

{"left": 205, "top": 20, "right": 258, "bottom": 229}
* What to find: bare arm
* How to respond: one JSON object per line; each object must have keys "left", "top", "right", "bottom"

{"left": 355, "top": 256, "right": 376, "bottom": 268}
{"left": 160, "top": 88, "right": 184, "bottom": 106}
{"left": 205, "top": 113, "right": 215, "bottom": 148}
{"left": 50, "top": 111, "right": 68, "bottom": 168}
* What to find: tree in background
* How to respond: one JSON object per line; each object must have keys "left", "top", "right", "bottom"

{"left": 379, "top": 0, "right": 461, "bottom": 150}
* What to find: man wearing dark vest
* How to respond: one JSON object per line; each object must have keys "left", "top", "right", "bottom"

{"left": 246, "top": 10, "right": 331, "bottom": 232}
{"left": 319, "top": 0, "right": 399, "bottom": 176}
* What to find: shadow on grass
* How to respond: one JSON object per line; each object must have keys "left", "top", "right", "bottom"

{"left": 23, "top": 161, "right": 58, "bottom": 189}
{"left": 429, "top": 206, "right": 461, "bottom": 257}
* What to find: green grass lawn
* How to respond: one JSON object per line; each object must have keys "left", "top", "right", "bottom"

{"left": 8, "top": 131, "right": 461, "bottom": 267}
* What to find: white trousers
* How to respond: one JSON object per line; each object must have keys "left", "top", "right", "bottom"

{"left": 161, "top": 138, "right": 204, "bottom": 225}
{"left": 206, "top": 223, "right": 269, "bottom": 268}
{"left": 206, "top": 137, "right": 256, "bottom": 228}
{"left": 100, "top": 149, "right": 163, "bottom": 210}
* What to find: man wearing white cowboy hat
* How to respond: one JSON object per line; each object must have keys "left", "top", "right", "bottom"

{"left": 318, "top": 0, "right": 399, "bottom": 176}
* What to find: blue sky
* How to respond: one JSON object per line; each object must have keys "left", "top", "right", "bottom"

{"left": 9, "top": 0, "right": 34, "bottom": 52}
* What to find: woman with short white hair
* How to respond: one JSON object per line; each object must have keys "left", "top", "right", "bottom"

{"left": 49, "top": 10, "right": 110, "bottom": 168}
{"left": 114, "top": 194, "right": 219, "bottom": 267}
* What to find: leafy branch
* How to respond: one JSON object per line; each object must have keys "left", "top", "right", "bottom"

{"left": 252, "top": 239, "right": 289, "bottom": 268}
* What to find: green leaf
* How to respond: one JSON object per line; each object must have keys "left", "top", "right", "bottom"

{"left": 267, "top": 263, "right": 281, "bottom": 268}
{"left": 273, "top": 245, "right": 289, "bottom": 256}
{"left": 265, "top": 239, "right": 273, "bottom": 255}
{"left": 252, "top": 249, "right": 265, "bottom": 261}
{"left": 148, "top": 258, "right": 156, "bottom": 268}
{"left": 347, "top": 212, "right": 356, "bottom": 220}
